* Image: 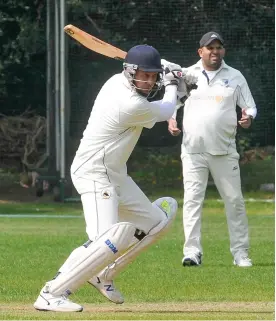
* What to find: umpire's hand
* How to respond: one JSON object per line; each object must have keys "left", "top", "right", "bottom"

{"left": 168, "top": 118, "right": 181, "bottom": 136}
{"left": 238, "top": 109, "right": 253, "bottom": 128}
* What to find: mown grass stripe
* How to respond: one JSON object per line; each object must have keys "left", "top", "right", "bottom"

{"left": 0, "top": 214, "right": 82, "bottom": 218}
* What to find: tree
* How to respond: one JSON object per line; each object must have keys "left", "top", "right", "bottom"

{"left": 0, "top": 1, "right": 46, "bottom": 114}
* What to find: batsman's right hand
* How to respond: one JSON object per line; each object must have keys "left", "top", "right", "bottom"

{"left": 177, "top": 68, "right": 198, "bottom": 103}
{"left": 168, "top": 118, "right": 181, "bottom": 136}
{"left": 182, "top": 68, "right": 198, "bottom": 87}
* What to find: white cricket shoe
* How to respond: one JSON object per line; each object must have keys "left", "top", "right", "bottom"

{"left": 88, "top": 276, "right": 124, "bottom": 304}
{"left": 234, "top": 255, "right": 252, "bottom": 267}
{"left": 33, "top": 285, "right": 83, "bottom": 312}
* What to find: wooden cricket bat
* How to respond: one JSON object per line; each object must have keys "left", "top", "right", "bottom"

{"left": 64, "top": 24, "right": 127, "bottom": 60}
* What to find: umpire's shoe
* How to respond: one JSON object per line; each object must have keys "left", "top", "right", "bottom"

{"left": 182, "top": 253, "right": 202, "bottom": 266}
{"left": 233, "top": 254, "right": 252, "bottom": 267}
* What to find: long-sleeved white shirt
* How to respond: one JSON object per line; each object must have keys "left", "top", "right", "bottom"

{"left": 71, "top": 72, "right": 177, "bottom": 184}
{"left": 176, "top": 60, "right": 257, "bottom": 155}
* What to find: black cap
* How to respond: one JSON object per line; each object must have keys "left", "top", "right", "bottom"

{"left": 199, "top": 31, "right": 224, "bottom": 47}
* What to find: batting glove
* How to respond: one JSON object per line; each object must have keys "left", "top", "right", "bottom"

{"left": 177, "top": 68, "right": 198, "bottom": 103}
{"left": 161, "top": 59, "right": 183, "bottom": 87}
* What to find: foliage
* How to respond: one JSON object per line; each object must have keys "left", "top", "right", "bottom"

{"left": 0, "top": 1, "right": 46, "bottom": 114}
{"left": 128, "top": 145, "right": 275, "bottom": 193}
{"left": 128, "top": 145, "right": 183, "bottom": 191}
{"left": 240, "top": 158, "right": 275, "bottom": 191}
{"left": 0, "top": 111, "right": 46, "bottom": 170}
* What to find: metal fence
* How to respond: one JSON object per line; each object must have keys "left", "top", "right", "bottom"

{"left": 68, "top": 1, "right": 274, "bottom": 149}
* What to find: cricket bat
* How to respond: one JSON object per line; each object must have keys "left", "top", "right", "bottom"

{"left": 64, "top": 24, "right": 127, "bottom": 60}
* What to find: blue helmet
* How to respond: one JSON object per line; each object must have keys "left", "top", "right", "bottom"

{"left": 123, "top": 45, "right": 163, "bottom": 98}
{"left": 124, "top": 44, "right": 163, "bottom": 72}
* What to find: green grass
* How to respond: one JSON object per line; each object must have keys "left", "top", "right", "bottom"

{"left": 0, "top": 202, "right": 82, "bottom": 215}
{"left": 0, "top": 188, "right": 274, "bottom": 215}
{"left": 0, "top": 194, "right": 274, "bottom": 320}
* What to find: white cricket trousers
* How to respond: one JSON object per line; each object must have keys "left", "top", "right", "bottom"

{"left": 71, "top": 174, "right": 167, "bottom": 241}
{"left": 181, "top": 151, "right": 249, "bottom": 259}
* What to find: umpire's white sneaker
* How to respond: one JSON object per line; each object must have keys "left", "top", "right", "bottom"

{"left": 234, "top": 255, "right": 252, "bottom": 267}
{"left": 88, "top": 276, "right": 124, "bottom": 304}
{"left": 34, "top": 285, "right": 83, "bottom": 312}
{"left": 182, "top": 253, "right": 202, "bottom": 266}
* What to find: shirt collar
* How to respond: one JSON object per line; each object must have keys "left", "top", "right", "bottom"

{"left": 195, "top": 59, "right": 228, "bottom": 72}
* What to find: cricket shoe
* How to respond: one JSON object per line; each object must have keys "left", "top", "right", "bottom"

{"left": 88, "top": 275, "right": 124, "bottom": 304}
{"left": 233, "top": 255, "right": 252, "bottom": 267}
{"left": 182, "top": 253, "right": 202, "bottom": 266}
{"left": 33, "top": 284, "right": 83, "bottom": 312}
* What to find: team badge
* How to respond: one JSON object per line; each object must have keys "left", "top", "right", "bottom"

{"left": 222, "top": 79, "right": 229, "bottom": 87}
{"left": 101, "top": 189, "right": 111, "bottom": 199}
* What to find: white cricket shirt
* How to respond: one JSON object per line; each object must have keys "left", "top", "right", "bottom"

{"left": 179, "top": 60, "right": 257, "bottom": 155}
{"left": 71, "top": 72, "right": 177, "bottom": 184}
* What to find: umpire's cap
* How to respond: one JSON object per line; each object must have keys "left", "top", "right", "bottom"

{"left": 199, "top": 31, "right": 224, "bottom": 47}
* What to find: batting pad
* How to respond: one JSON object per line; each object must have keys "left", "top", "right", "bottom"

{"left": 102, "top": 197, "right": 178, "bottom": 280}
{"left": 48, "top": 222, "right": 136, "bottom": 296}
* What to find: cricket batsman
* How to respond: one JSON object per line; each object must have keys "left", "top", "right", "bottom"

{"left": 33, "top": 44, "right": 197, "bottom": 312}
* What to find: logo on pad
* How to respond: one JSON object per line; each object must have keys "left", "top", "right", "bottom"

{"left": 105, "top": 239, "right": 118, "bottom": 254}
{"left": 101, "top": 189, "right": 111, "bottom": 199}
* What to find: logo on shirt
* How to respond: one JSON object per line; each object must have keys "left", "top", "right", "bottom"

{"left": 191, "top": 94, "right": 225, "bottom": 103}
{"left": 215, "top": 95, "right": 224, "bottom": 103}
{"left": 222, "top": 79, "right": 229, "bottom": 87}
{"left": 101, "top": 189, "right": 111, "bottom": 199}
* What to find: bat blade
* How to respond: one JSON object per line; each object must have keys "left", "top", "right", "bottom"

{"left": 64, "top": 24, "right": 127, "bottom": 60}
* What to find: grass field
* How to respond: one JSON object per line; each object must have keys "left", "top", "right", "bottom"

{"left": 0, "top": 191, "right": 274, "bottom": 320}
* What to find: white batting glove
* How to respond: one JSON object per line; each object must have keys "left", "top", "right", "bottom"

{"left": 182, "top": 68, "right": 198, "bottom": 86}
{"left": 177, "top": 68, "right": 198, "bottom": 103}
{"left": 177, "top": 78, "right": 188, "bottom": 100}
{"left": 161, "top": 59, "right": 181, "bottom": 70}
{"left": 161, "top": 59, "right": 183, "bottom": 87}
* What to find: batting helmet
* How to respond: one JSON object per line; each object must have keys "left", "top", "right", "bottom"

{"left": 124, "top": 45, "right": 163, "bottom": 72}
